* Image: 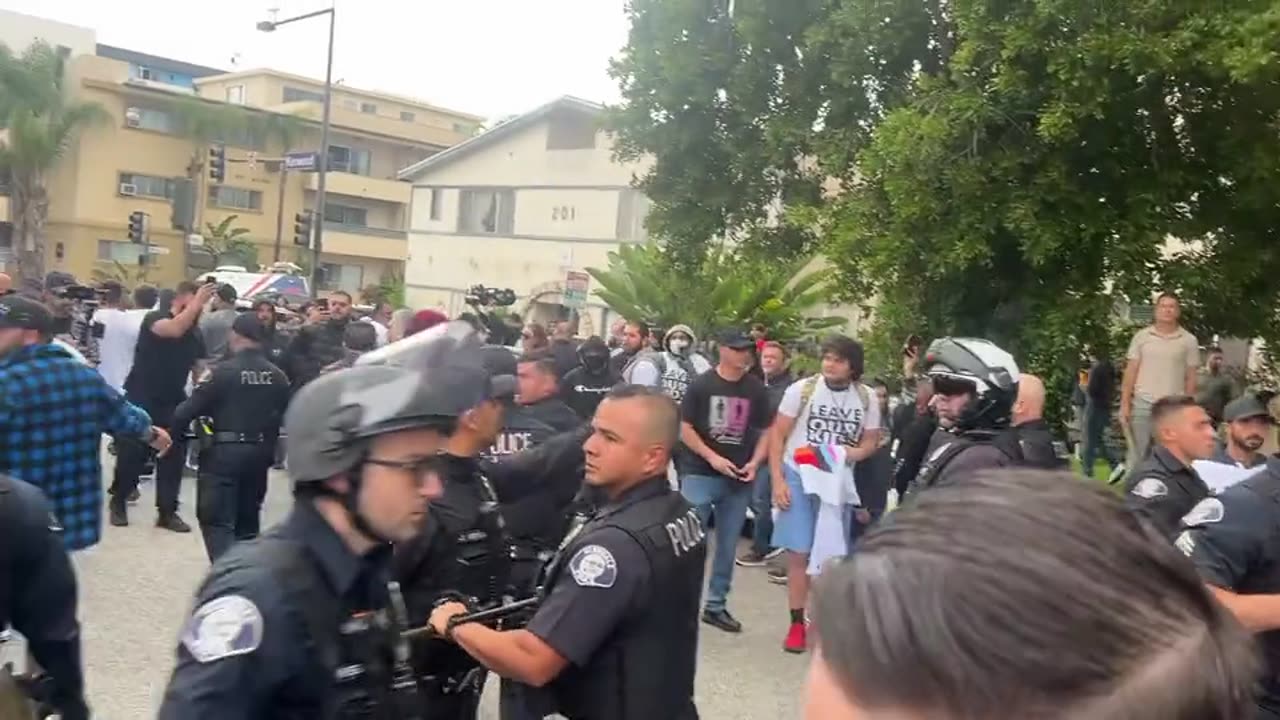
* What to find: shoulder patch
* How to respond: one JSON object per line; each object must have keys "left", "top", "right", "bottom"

{"left": 569, "top": 544, "right": 618, "bottom": 589}
{"left": 1182, "top": 497, "right": 1225, "bottom": 527}
{"left": 1131, "top": 477, "right": 1168, "bottom": 500}
{"left": 1175, "top": 530, "right": 1196, "bottom": 557}
{"left": 180, "top": 595, "right": 264, "bottom": 663}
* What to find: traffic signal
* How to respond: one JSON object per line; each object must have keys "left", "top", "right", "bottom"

{"left": 208, "top": 145, "right": 226, "bottom": 183}
{"left": 294, "top": 210, "right": 314, "bottom": 247}
{"left": 127, "top": 211, "right": 148, "bottom": 243}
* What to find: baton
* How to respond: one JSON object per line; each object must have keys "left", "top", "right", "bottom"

{"left": 401, "top": 596, "right": 542, "bottom": 641}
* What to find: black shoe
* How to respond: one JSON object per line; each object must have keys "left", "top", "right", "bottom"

{"left": 701, "top": 608, "right": 743, "bottom": 634}
{"left": 109, "top": 505, "right": 128, "bottom": 527}
{"left": 128, "top": 488, "right": 141, "bottom": 503}
{"left": 157, "top": 513, "right": 192, "bottom": 533}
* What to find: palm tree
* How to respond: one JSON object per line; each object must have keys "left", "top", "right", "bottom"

{"left": 90, "top": 259, "right": 152, "bottom": 287}
{"left": 0, "top": 41, "right": 109, "bottom": 282}
{"left": 191, "top": 214, "right": 257, "bottom": 272}
{"left": 587, "top": 243, "right": 845, "bottom": 341}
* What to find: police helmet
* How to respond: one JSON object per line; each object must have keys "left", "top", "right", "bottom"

{"left": 923, "top": 337, "right": 1020, "bottom": 431}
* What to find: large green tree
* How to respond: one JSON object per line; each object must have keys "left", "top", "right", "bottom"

{"left": 0, "top": 41, "right": 108, "bottom": 282}
{"left": 613, "top": 0, "right": 1280, "bottom": 422}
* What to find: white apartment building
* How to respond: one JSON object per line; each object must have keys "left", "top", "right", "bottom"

{"left": 399, "top": 96, "right": 652, "bottom": 337}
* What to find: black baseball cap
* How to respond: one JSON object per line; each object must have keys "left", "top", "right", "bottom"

{"left": 718, "top": 329, "right": 755, "bottom": 350}
{"left": 0, "top": 295, "right": 52, "bottom": 333}
{"left": 1225, "top": 395, "right": 1273, "bottom": 423}
{"left": 231, "top": 313, "right": 267, "bottom": 343}
{"left": 430, "top": 363, "right": 517, "bottom": 415}
{"left": 216, "top": 283, "right": 238, "bottom": 304}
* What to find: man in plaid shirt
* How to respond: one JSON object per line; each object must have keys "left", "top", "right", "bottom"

{"left": 0, "top": 294, "right": 172, "bottom": 550}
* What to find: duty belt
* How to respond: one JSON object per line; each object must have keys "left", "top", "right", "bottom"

{"left": 212, "top": 431, "right": 268, "bottom": 443}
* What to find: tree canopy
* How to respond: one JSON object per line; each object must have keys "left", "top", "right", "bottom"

{"left": 610, "top": 0, "right": 1280, "bottom": 418}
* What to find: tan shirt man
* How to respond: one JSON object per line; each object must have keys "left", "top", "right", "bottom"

{"left": 1126, "top": 326, "right": 1199, "bottom": 402}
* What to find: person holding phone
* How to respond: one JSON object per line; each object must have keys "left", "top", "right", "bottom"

{"left": 676, "top": 330, "right": 775, "bottom": 634}
{"left": 282, "top": 291, "right": 352, "bottom": 391}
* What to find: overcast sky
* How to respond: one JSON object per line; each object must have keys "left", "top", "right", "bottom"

{"left": 2, "top": 0, "right": 631, "bottom": 121}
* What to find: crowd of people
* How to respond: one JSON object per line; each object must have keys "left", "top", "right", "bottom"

{"left": 2, "top": 267, "right": 1280, "bottom": 719}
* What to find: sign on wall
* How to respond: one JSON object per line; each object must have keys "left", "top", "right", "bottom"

{"left": 563, "top": 270, "right": 590, "bottom": 308}
{"left": 284, "top": 151, "right": 319, "bottom": 172}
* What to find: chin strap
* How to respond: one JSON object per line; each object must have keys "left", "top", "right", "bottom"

{"left": 310, "top": 454, "right": 397, "bottom": 546}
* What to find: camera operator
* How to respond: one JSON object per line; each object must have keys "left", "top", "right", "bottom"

{"left": 43, "top": 271, "right": 99, "bottom": 366}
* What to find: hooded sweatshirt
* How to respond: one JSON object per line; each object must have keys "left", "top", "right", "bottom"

{"left": 623, "top": 324, "right": 711, "bottom": 402}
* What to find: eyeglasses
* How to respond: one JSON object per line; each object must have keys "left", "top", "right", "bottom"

{"left": 365, "top": 455, "right": 447, "bottom": 485}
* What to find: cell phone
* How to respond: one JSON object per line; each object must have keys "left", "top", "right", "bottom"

{"left": 203, "top": 275, "right": 217, "bottom": 285}
{"left": 315, "top": 298, "right": 329, "bottom": 310}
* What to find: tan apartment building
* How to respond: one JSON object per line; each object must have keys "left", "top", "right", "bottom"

{"left": 1, "top": 22, "right": 482, "bottom": 294}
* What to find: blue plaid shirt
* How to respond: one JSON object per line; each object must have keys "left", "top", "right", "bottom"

{"left": 0, "top": 343, "right": 152, "bottom": 550}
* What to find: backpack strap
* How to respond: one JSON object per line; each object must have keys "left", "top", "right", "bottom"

{"left": 796, "top": 376, "right": 820, "bottom": 419}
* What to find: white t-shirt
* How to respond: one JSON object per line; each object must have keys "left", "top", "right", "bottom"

{"left": 363, "top": 317, "right": 389, "bottom": 347}
{"left": 95, "top": 308, "right": 149, "bottom": 392}
{"left": 777, "top": 377, "right": 882, "bottom": 466}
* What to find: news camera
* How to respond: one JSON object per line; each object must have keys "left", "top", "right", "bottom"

{"left": 463, "top": 284, "right": 517, "bottom": 308}
{"left": 49, "top": 284, "right": 99, "bottom": 302}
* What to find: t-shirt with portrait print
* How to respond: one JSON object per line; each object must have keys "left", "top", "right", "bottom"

{"left": 679, "top": 369, "right": 773, "bottom": 478}
{"left": 777, "top": 376, "right": 881, "bottom": 470}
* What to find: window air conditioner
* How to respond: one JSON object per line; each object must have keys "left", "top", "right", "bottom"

{"left": 124, "top": 108, "right": 142, "bottom": 128}
{"left": 119, "top": 183, "right": 138, "bottom": 196}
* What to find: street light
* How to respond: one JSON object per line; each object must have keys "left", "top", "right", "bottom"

{"left": 257, "top": 5, "right": 335, "bottom": 298}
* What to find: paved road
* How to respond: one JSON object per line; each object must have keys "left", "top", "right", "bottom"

{"left": 66, "top": 455, "right": 808, "bottom": 719}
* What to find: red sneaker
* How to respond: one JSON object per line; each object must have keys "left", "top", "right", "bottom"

{"left": 783, "top": 621, "right": 808, "bottom": 654}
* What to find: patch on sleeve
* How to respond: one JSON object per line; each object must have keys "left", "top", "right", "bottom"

{"left": 1131, "top": 477, "right": 1168, "bottom": 500}
{"left": 180, "top": 595, "right": 264, "bottom": 663}
{"left": 1175, "top": 530, "right": 1196, "bottom": 557}
{"left": 1181, "top": 497, "right": 1225, "bottom": 527}
{"left": 569, "top": 544, "right": 618, "bottom": 589}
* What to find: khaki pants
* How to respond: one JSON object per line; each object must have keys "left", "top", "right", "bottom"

{"left": 1125, "top": 396, "right": 1154, "bottom": 470}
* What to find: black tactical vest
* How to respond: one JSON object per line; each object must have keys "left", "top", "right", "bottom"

{"left": 546, "top": 481, "right": 706, "bottom": 720}
{"left": 445, "top": 470, "right": 513, "bottom": 607}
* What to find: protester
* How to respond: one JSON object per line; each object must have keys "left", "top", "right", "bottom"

{"left": 1082, "top": 348, "right": 1120, "bottom": 475}
{"left": 405, "top": 308, "right": 448, "bottom": 337}
{"left": 806, "top": 469, "right": 1258, "bottom": 720}
{"left": 623, "top": 324, "right": 713, "bottom": 403}
{"left": 521, "top": 322, "right": 550, "bottom": 354}
{"left": 387, "top": 307, "right": 416, "bottom": 343}
{"left": 95, "top": 283, "right": 156, "bottom": 394}
{"left": 0, "top": 294, "right": 171, "bottom": 550}
{"left": 198, "top": 283, "right": 239, "bottom": 361}
{"left": 320, "top": 321, "right": 379, "bottom": 374}
{"left": 1197, "top": 346, "right": 1236, "bottom": 427}
{"left": 679, "top": 330, "right": 774, "bottom": 633}
{"left": 560, "top": 335, "right": 620, "bottom": 420}
{"left": 548, "top": 320, "right": 580, "bottom": 377}
{"left": 1210, "top": 394, "right": 1273, "bottom": 469}
{"left": 610, "top": 319, "right": 648, "bottom": 375}
{"left": 283, "top": 290, "right": 353, "bottom": 390}
{"left": 250, "top": 297, "right": 288, "bottom": 368}
{"left": 739, "top": 341, "right": 793, "bottom": 567}
{"left": 1120, "top": 292, "right": 1200, "bottom": 469}
{"left": 364, "top": 299, "right": 393, "bottom": 346}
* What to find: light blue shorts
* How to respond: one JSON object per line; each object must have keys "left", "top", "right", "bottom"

{"left": 770, "top": 465, "right": 851, "bottom": 554}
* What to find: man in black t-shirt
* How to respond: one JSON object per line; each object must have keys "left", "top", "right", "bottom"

{"left": 678, "top": 330, "right": 773, "bottom": 634}
{"left": 110, "top": 280, "right": 215, "bottom": 532}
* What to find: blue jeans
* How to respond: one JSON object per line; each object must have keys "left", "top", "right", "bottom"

{"left": 750, "top": 466, "right": 774, "bottom": 557}
{"left": 681, "top": 473, "right": 753, "bottom": 612}
{"left": 1082, "top": 401, "right": 1119, "bottom": 473}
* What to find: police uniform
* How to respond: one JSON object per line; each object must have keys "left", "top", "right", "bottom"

{"left": 171, "top": 315, "right": 291, "bottom": 562}
{"left": 522, "top": 475, "right": 706, "bottom": 720}
{"left": 486, "top": 404, "right": 558, "bottom": 459}
{"left": 158, "top": 502, "right": 399, "bottom": 719}
{"left": 1177, "top": 456, "right": 1280, "bottom": 719}
{"left": 1123, "top": 445, "right": 1209, "bottom": 541}
{"left": 0, "top": 475, "right": 90, "bottom": 720}
{"left": 909, "top": 427, "right": 1014, "bottom": 493}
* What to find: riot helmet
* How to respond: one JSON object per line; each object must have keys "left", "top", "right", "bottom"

{"left": 923, "top": 337, "right": 1020, "bottom": 432}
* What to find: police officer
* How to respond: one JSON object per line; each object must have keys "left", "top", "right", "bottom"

{"left": 482, "top": 345, "right": 559, "bottom": 459}
{"left": 1177, "top": 453, "right": 1280, "bottom": 718}
{"left": 560, "top": 336, "right": 620, "bottom": 420}
{"left": 1123, "top": 394, "right": 1216, "bottom": 541}
{"left": 907, "top": 337, "right": 1022, "bottom": 493}
{"left": 158, "top": 354, "right": 470, "bottom": 718}
{"left": 170, "top": 314, "right": 292, "bottom": 562}
{"left": 428, "top": 385, "right": 707, "bottom": 720}
{"left": 0, "top": 474, "right": 90, "bottom": 720}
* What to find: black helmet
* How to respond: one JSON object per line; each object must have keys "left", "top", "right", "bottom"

{"left": 923, "top": 337, "right": 1020, "bottom": 431}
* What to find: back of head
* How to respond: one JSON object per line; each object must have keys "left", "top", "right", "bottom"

{"left": 133, "top": 284, "right": 158, "bottom": 310}
{"left": 812, "top": 469, "right": 1256, "bottom": 720}
{"left": 344, "top": 321, "right": 378, "bottom": 352}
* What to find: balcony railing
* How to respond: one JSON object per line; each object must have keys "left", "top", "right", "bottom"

{"left": 322, "top": 221, "right": 407, "bottom": 240}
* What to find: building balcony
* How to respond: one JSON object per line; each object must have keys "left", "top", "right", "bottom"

{"left": 308, "top": 171, "right": 410, "bottom": 205}
{"left": 320, "top": 221, "right": 407, "bottom": 261}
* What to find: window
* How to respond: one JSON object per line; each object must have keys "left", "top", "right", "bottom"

{"left": 458, "top": 189, "right": 515, "bottom": 235}
{"left": 327, "top": 144, "right": 372, "bottom": 176}
{"left": 126, "top": 106, "right": 179, "bottom": 133}
{"left": 226, "top": 85, "right": 245, "bottom": 105}
{"left": 400, "top": 111, "right": 415, "bottom": 122}
{"left": 429, "top": 189, "right": 442, "bottom": 220}
{"left": 118, "top": 173, "right": 175, "bottom": 200}
{"left": 98, "top": 240, "right": 154, "bottom": 265}
{"left": 360, "top": 102, "right": 377, "bottom": 115}
{"left": 323, "top": 203, "right": 368, "bottom": 226}
{"left": 319, "top": 262, "right": 363, "bottom": 293}
{"left": 283, "top": 86, "right": 325, "bottom": 103}
{"left": 137, "top": 66, "right": 154, "bottom": 81}
{"left": 208, "top": 186, "right": 263, "bottom": 211}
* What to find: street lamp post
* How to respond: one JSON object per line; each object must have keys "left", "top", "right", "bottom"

{"left": 258, "top": 5, "right": 335, "bottom": 297}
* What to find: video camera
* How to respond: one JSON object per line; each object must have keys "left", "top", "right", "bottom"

{"left": 463, "top": 284, "right": 517, "bottom": 308}
{"left": 49, "top": 284, "right": 99, "bottom": 302}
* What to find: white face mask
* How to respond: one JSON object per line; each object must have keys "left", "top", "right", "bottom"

{"left": 668, "top": 337, "right": 690, "bottom": 355}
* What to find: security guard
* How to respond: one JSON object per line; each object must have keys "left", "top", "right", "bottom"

{"left": 908, "top": 337, "right": 1022, "bottom": 493}
{"left": 158, "top": 339, "right": 477, "bottom": 718}
{"left": 1177, "top": 454, "right": 1280, "bottom": 719}
{"left": 1123, "top": 394, "right": 1216, "bottom": 541}
{"left": 171, "top": 314, "right": 291, "bottom": 562}
{"left": 429, "top": 385, "right": 707, "bottom": 720}
{"left": 0, "top": 474, "right": 90, "bottom": 720}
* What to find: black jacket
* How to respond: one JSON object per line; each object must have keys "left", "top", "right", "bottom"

{"left": 521, "top": 397, "right": 583, "bottom": 434}
{"left": 283, "top": 318, "right": 349, "bottom": 390}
